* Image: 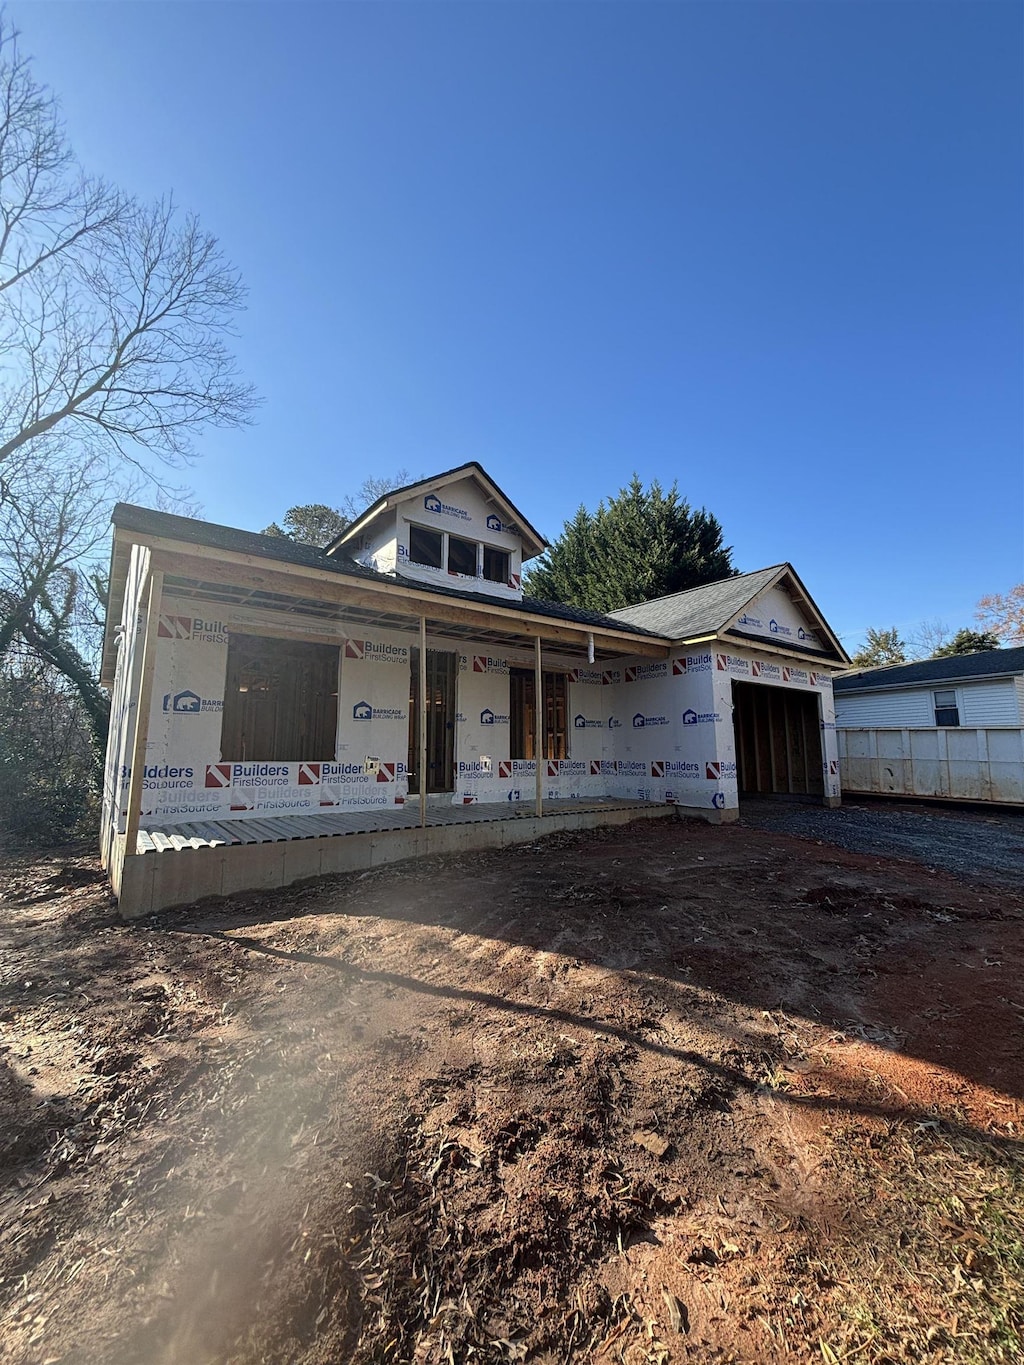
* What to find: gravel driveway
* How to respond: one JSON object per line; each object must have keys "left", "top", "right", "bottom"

{"left": 739, "top": 796, "right": 1024, "bottom": 889}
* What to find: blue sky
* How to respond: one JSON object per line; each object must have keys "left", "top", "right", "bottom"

{"left": 12, "top": 1, "right": 1022, "bottom": 650}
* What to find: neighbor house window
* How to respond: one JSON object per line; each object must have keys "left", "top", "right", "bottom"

{"left": 933, "top": 689, "right": 960, "bottom": 727}
{"left": 221, "top": 634, "right": 339, "bottom": 761}
{"left": 510, "top": 668, "right": 567, "bottom": 760}
{"left": 483, "top": 545, "right": 510, "bottom": 584}
{"left": 447, "top": 534, "right": 477, "bottom": 576}
{"left": 409, "top": 525, "right": 443, "bottom": 568}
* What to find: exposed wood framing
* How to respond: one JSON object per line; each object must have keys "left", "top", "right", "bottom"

{"left": 123, "top": 540, "right": 667, "bottom": 660}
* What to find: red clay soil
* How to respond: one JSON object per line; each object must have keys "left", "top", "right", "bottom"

{"left": 0, "top": 818, "right": 1021, "bottom": 1365}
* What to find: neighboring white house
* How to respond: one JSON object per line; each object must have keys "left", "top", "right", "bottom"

{"left": 100, "top": 462, "right": 851, "bottom": 917}
{"left": 834, "top": 647, "right": 1024, "bottom": 804}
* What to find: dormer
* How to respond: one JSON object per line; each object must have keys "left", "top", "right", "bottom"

{"left": 327, "top": 463, "right": 547, "bottom": 602}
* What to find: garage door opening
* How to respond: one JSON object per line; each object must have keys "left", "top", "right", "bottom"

{"left": 732, "top": 680, "right": 824, "bottom": 799}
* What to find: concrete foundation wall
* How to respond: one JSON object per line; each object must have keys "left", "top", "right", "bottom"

{"left": 117, "top": 803, "right": 677, "bottom": 919}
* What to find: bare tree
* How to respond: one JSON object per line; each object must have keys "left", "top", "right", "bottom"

{"left": 906, "top": 617, "right": 951, "bottom": 660}
{"left": 0, "top": 14, "right": 258, "bottom": 800}
{"left": 976, "top": 584, "right": 1024, "bottom": 646}
{"left": 0, "top": 19, "right": 255, "bottom": 479}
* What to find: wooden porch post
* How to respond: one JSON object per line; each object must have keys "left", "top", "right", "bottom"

{"left": 124, "top": 568, "right": 164, "bottom": 855}
{"left": 419, "top": 615, "right": 428, "bottom": 828}
{"left": 534, "top": 634, "right": 544, "bottom": 818}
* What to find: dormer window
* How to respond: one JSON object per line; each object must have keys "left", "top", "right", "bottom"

{"left": 409, "top": 525, "right": 442, "bottom": 569}
{"left": 483, "top": 545, "right": 510, "bottom": 584}
{"left": 447, "top": 535, "right": 477, "bottom": 576}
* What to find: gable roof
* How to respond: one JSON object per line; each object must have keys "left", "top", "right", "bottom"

{"left": 834, "top": 646, "right": 1024, "bottom": 693}
{"left": 607, "top": 563, "right": 849, "bottom": 663}
{"left": 331, "top": 462, "right": 548, "bottom": 560}
{"left": 609, "top": 565, "right": 780, "bottom": 638}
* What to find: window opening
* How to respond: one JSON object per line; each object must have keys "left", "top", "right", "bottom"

{"left": 483, "top": 545, "right": 510, "bottom": 584}
{"left": 221, "top": 634, "right": 339, "bottom": 761}
{"left": 447, "top": 534, "right": 477, "bottom": 576}
{"left": 933, "top": 689, "right": 960, "bottom": 727}
{"left": 409, "top": 524, "right": 443, "bottom": 568}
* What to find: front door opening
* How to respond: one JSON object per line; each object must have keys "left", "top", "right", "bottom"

{"left": 509, "top": 668, "right": 568, "bottom": 760}
{"left": 408, "top": 649, "right": 456, "bottom": 793}
{"left": 732, "top": 680, "right": 823, "bottom": 798}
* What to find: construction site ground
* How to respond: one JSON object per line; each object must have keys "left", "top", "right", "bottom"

{"left": 1, "top": 803, "right": 1022, "bottom": 1365}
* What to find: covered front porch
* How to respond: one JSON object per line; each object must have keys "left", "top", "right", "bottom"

{"left": 102, "top": 515, "right": 672, "bottom": 918}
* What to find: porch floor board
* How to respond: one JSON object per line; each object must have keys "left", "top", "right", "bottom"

{"left": 137, "top": 798, "right": 663, "bottom": 854}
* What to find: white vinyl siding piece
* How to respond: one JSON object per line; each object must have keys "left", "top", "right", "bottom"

{"left": 960, "top": 680, "right": 1021, "bottom": 726}
{"left": 836, "top": 677, "right": 1022, "bottom": 729}
{"left": 834, "top": 688, "right": 933, "bottom": 728}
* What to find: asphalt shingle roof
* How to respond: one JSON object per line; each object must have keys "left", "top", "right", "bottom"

{"left": 608, "top": 565, "right": 783, "bottom": 639}
{"left": 834, "top": 646, "right": 1024, "bottom": 692}
{"left": 109, "top": 503, "right": 662, "bottom": 638}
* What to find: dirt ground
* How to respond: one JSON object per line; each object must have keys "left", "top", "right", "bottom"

{"left": 1, "top": 814, "right": 1022, "bottom": 1365}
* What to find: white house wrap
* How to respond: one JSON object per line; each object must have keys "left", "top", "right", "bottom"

{"left": 100, "top": 462, "right": 849, "bottom": 915}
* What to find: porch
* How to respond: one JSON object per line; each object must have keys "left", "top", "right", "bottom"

{"left": 119, "top": 797, "right": 675, "bottom": 918}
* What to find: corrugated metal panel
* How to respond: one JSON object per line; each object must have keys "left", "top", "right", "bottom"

{"left": 961, "top": 680, "right": 1020, "bottom": 726}
{"left": 834, "top": 688, "right": 932, "bottom": 727}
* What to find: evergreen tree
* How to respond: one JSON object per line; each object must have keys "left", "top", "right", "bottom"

{"left": 524, "top": 476, "right": 734, "bottom": 613}
{"left": 851, "top": 627, "right": 907, "bottom": 667}
{"left": 932, "top": 628, "right": 1001, "bottom": 657}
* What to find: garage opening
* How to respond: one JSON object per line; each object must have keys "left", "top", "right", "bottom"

{"left": 732, "top": 680, "right": 824, "bottom": 798}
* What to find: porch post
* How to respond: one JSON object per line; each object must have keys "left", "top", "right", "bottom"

{"left": 534, "top": 634, "right": 544, "bottom": 818}
{"left": 419, "top": 615, "right": 428, "bottom": 828}
{"left": 124, "top": 567, "right": 164, "bottom": 856}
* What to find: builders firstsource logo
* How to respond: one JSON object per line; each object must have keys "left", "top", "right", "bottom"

{"left": 157, "top": 614, "right": 228, "bottom": 644}
{"left": 142, "top": 764, "right": 194, "bottom": 791}
{"left": 751, "top": 661, "right": 782, "bottom": 681}
{"left": 716, "top": 654, "right": 750, "bottom": 675}
{"left": 345, "top": 638, "right": 409, "bottom": 664}
{"left": 624, "top": 661, "right": 668, "bottom": 683}
{"left": 705, "top": 760, "right": 737, "bottom": 780}
{"left": 157, "top": 614, "right": 192, "bottom": 639}
{"left": 205, "top": 763, "right": 290, "bottom": 789}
